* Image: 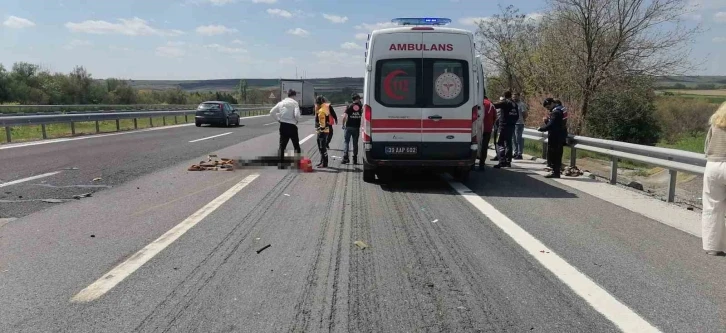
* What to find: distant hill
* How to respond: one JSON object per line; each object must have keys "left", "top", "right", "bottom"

{"left": 127, "top": 77, "right": 364, "bottom": 93}
{"left": 655, "top": 76, "right": 726, "bottom": 88}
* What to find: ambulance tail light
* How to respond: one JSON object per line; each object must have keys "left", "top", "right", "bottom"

{"left": 363, "top": 104, "right": 372, "bottom": 146}
{"left": 471, "top": 105, "right": 478, "bottom": 149}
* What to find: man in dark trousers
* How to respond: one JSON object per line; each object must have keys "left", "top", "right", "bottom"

{"left": 478, "top": 95, "right": 496, "bottom": 170}
{"left": 538, "top": 98, "right": 567, "bottom": 178}
{"left": 341, "top": 93, "right": 363, "bottom": 164}
{"left": 492, "top": 91, "right": 520, "bottom": 168}
{"left": 269, "top": 89, "right": 302, "bottom": 168}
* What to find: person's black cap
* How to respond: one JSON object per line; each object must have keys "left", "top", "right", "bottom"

{"left": 287, "top": 89, "right": 297, "bottom": 97}
{"left": 351, "top": 93, "right": 361, "bottom": 100}
{"left": 543, "top": 97, "right": 555, "bottom": 107}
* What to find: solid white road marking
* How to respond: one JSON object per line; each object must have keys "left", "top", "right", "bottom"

{"left": 300, "top": 133, "right": 315, "bottom": 144}
{"left": 445, "top": 177, "right": 662, "bottom": 333}
{"left": 188, "top": 132, "right": 233, "bottom": 143}
{"left": 0, "top": 171, "right": 61, "bottom": 188}
{"left": 264, "top": 122, "right": 277, "bottom": 126}
{"left": 0, "top": 114, "right": 271, "bottom": 151}
{"left": 70, "top": 174, "right": 260, "bottom": 303}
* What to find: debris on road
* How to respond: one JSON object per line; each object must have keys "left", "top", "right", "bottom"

{"left": 284, "top": 194, "right": 291, "bottom": 197}
{"left": 431, "top": 219, "right": 439, "bottom": 223}
{"left": 354, "top": 240, "right": 368, "bottom": 250}
{"left": 92, "top": 178, "right": 102, "bottom": 182}
{"left": 539, "top": 250, "right": 551, "bottom": 254}
{"left": 256, "top": 244, "right": 271, "bottom": 254}
{"left": 41, "top": 199, "right": 64, "bottom": 203}
{"left": 627, "top": 181, "right": 644, "bottom": 191}
{"left": 563, "top": 166, "right": 584, "bottom": 177}
{"left": 90, "top": 234, "right": 95, "bottom": 238}
{"left": 63, "top": 167, "right": 79, "bottom": 170}
{"left": 188, "top": 157, "right": 235, "bottom": 171}
{"left": 73, "top": 193, "right": 93, "bottom": 200}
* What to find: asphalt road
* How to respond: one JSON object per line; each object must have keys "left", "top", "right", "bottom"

{"left": 1, "top": 110, "right": 724, "bottom": 332}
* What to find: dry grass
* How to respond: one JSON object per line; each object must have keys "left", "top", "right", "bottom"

{"left": 665, "top": 89, "right": 726, "bottom": 96}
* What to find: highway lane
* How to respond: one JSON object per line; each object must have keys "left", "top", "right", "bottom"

{"left": 0, "top": 115, "right": 724, "bottom": 332}
{"left": 0, "top": 113, "right": 314, "bottom": 220}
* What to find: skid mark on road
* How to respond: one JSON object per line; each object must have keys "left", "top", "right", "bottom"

{"left": 70, "top": 174, "right": 259, "bottom": 303}
{"left": 445, "top": 176, "right": 662, "bottom": 333}
{"left": 133, "top": 172, "right": 300, "bottom": 331}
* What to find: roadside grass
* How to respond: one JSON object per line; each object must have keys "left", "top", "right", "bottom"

{"left": 657, "top": 133, "right": 705, "bottom": 154}
{"left": 1, "top": 115, "right": 191, "bottom": 144}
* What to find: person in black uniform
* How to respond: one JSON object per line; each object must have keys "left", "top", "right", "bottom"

{"left": 341, "top": 93, "right": 363, "bottom": 164}
{"left": 538, "top": 98, "right": 567, "bottom": 178}
{"left": 492, "top": 91, "right": 520, "bottom": 168}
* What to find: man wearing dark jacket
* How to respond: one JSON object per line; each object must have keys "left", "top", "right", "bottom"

{"left": 538, "top": 98, "right": 567, "bottom": 178}
{"left": 342, "top": 93, "right": 363, "bottom": 164}
{"left": 492, "top": 91, "right": 520, "bottom": 168}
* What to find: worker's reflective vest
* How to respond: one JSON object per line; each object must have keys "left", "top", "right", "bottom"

{"left": 317, "top": 103, "right": 331, "bottom": 134}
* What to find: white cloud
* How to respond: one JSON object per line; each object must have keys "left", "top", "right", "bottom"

{"left": 205, "top": 43, "right": 247, "bottom": 53}
{"left": 252, "top": 0, "right": 277, "bottom": 3}
{"left": 3, "top": 16, "right": 36, "bottom": 29}
{"left": 459, "top": 16, "right": 494, "bottom": 26}
{"left": 195, "top": 24, "right": 238, "bottom": 35}
{"left": 355, "top": 22, "right": 397, "bottom": 31}
{"left": 109, "top": 45, "right": 132, "bottom": 51}
{"left": 279, "top": 57, "right": 296, "bottom": 65}
{"left": 525, "top": 12, "right": 544, "bottom": 22}
{"left": 267, "top": 8, "right": 293, "bottom": 18}
{"left": 713, "top": 37, "right": 726, "bottom": 43}
{"left": 231, "top": 39, "right": 244, "bottom": 44}
{"left": 323, "top": 14, "right": 348, "bottom": 23}
{"left": 341, "top": 42, "right": 362, "bottom": 50}
{"left": 314, "top": 51, "right": 364, "bottom": 67}
{"left": 63, "top": 39, "right": 91, "bottom": 50}
{"left": 715, "top": 12, "right": 726, "bottom": 22}
{"left": 354, "top": 33, "right": 369, "bottom": 41}
{"left": 65, "top": 17, "right": 184, "bottom": 36}
{"left": 205, "top": 0, "right": 236, "bottom": 4}
{"left": 287, "top": 28, "right": 309, "bottom": 37}
{"left": 156, "top": 42, "right": 185, "bottom": 58}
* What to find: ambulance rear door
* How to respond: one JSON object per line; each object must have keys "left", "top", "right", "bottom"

{"left": 420, "top": 31, "right": 474, "bottom": 160}
{"left": 369, "top": 31, "right": 424, "bottom": 160}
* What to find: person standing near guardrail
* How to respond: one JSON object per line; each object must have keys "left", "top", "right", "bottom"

{"left": 513, "top": 92, "right": 528, "bottom": 160}
{"left": 315, "top": 96, "right": 332, "bottom": 168}
{"left": 492, "top": 91, "right": 520, "bottom": 168}
{"left": 269, "top": 89, "right": 302, "bottom": 168}
{"left": 537, "top": 98, "right": 566, "bottom": 178}
{"left": 701, "top": 102, "right": 726, "bottom": 256}
{"left": 341, "top": 93, "right": 363, "bottom": 165}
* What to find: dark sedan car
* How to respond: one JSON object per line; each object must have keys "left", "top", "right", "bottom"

{"left": 194, "top": 101, "right": 241, "bottom": 127}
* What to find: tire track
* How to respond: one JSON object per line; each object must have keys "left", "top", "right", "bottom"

{"left": 288, "top": 151, "right": 346, "bottom": 333}
{"left": 133, "top": 172, "right": 299, "bottom": 332}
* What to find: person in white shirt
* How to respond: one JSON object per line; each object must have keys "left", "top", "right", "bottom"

{"left": 269, "top": 89, "right": 302, "bottom": 168}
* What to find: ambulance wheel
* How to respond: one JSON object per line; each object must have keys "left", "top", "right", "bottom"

{"left": 363, "top": 165, "right": 376, "bottom": 183}
{"left": 453, "top": 167, "right": 470, "bottom": 182}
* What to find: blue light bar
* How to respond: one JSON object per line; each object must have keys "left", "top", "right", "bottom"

{"left": 391, "top": 18, "right": 452, "bottom": 26}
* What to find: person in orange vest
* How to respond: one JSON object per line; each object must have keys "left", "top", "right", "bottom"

{"left": 315, "top": 96, "right": 332, "bottom": 168}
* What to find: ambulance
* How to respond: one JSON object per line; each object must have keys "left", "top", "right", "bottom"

{"left": 361, "top": 18, "right": 483, "bottom": 183}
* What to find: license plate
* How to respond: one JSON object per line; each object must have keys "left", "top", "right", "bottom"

{"left": 385, "top": 146, "right": 417, "bottom": 155}
{"left": 204, "top": 112, "right": 214, "bottom": 115}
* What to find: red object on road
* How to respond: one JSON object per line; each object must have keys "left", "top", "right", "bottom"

{"left": 299, "top": 157, "right": 313, "bottom": 172}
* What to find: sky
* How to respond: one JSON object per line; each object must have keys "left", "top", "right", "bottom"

{"left": 1, "top": 0, "right": 725, "bottom": 80}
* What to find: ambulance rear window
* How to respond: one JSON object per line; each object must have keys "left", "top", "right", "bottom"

{"left": 428, "top": 60, "right": 467, "bottom": 107}
{"left": 375, "top": 59, "right": 418, "bottom": 107}
{"left": 375, "top": 58, "right": 469, "bottom": 108}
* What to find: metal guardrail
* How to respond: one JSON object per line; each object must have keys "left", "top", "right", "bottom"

{"left": 523, "top": 128, "right": 706, "bottom": 203}
{"left": 0, "top": 104, "right": 267, "bottom": 115}
{"left": 0, "top": 107, "right": 270, "bottom": 143}
{"left": 1, "top": 104, "right": 345, "bottom": 144}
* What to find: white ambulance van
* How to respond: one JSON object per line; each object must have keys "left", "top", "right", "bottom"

{"left": 361, "top": 18, "right": 482, "bottom": 183}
